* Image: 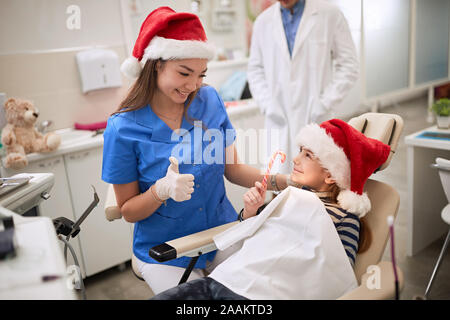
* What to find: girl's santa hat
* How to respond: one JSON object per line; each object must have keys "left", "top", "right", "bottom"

{"left": 121, "top": 6, "right": 215, "bottom": 79}
{"left": 296, "top": 119, "right": 391, "bottom": 217}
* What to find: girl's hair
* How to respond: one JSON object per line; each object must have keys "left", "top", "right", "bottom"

{"left": 329, "top": 183, "right": 372, "bottom": 254}
{"left": 112, "top": 59, "right": 199, "bottom": 125}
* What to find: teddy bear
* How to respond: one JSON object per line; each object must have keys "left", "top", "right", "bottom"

{"left": 1, "top": 97, "right": 61, "bottom": 169}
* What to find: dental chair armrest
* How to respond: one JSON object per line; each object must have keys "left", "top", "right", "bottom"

{"left": 338, "top": 261, "right": 404, "bottom": 300}
{"left": 105, "top": 206, "right": 122, "bottom": 221}
{"left": 105, "top": 184, "right": 122, "bottom": 221}
{"left": 149, "top": 221, "right": 239, "bottom": 262}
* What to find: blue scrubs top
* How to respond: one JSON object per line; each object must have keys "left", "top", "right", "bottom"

{"left": 102, "top": 86, "right": 237, "bottom": 268}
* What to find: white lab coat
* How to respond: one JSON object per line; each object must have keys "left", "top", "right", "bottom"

{"left": 210, "top": 187, "right": 358, "bottom": 300}
{"left": 247, "top": 0, "right": 359, "bottom": 173}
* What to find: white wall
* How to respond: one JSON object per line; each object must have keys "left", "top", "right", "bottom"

{"left": 125, "top": 0, "right": 247, "bottom": 58}
{"left": 0, "top": 0, "right": 248, "bottom": 130}
{"left": 0, "top": 0, "right": 129, "bottom": 130}
{"left": 0, "top": 0, "right": 125, "bottom": 54}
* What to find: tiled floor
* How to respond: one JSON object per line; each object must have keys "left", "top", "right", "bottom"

{"left": 81, "top": 96, "right": 450, "bottom": 300}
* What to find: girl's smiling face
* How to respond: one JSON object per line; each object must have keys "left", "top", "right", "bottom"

{"left": 290, "top": 146, "right": 336, "bottom": 191}
{"left": 156, "top": 58, "right": 207, "bottom": 105}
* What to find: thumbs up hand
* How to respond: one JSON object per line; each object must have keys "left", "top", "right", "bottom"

{"left": 154, "top": 157, "right": 195, "bottom": 202}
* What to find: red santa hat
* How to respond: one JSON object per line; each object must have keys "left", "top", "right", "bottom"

{"left": 121, "top": 6, "right": 215, "bottom": 79}
{"left": 295, "top": 119, "right": 391, "bottom": 217}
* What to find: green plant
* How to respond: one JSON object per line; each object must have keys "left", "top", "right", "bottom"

{"left": 431, "top": 98, "right": 450, "bottom": 116}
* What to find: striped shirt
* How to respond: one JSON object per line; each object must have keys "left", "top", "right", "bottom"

{"left": 302, "top": 186, "right": 360, "bottom": 267}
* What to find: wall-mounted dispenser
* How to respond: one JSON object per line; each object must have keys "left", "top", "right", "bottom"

{"left": 76, "top": 49, "right": 122, "bottom": 94}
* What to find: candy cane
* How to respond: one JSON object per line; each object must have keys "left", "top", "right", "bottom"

{"left": 261, "top": 150, "right": 287, "bottom": 190}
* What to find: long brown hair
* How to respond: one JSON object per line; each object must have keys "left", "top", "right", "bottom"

{"left": 113, "top": 59, "right": 199, "bottom": 123}
{"left": 329, "top": 184, "right": 372, "bottom": 254}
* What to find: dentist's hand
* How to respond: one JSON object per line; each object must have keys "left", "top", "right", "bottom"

{"left": 154, "top": 157, "right": 195, "bottom": 202}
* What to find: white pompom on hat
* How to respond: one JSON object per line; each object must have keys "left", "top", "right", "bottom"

{"left": 295, "top": 119, "right": 391, "bottom": 217}
{"left": 121, "top": 6, "right": 215, "bottom": 80}
{"left": 120, "top": 56, "right": 142, "bottom": 80}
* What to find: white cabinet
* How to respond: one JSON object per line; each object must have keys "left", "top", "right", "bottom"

{"left": 1, "top": 145, "right": 133, "bottom": 278}
{"left": 1, "top": 155, "right": 85, "bottom": 276}
{"left": 63, "top": 147, "right": 133, "bottom": 277}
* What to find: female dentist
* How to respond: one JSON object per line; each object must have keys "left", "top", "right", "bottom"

{"left": 102, "top": 7, "right": 281, "bottom": 295}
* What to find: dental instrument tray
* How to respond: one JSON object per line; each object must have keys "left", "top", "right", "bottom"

{"left": 0, "top": 176, "right": 32, "bottom": 197}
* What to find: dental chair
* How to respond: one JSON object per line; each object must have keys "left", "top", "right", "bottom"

{"left": 105, "top": 112, "right": 405, "bottom": 299}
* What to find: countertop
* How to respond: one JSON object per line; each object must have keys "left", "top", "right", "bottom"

{"left": 3, "top": 133, "right": 105, "bottom": 166}
{"left": 404, "top": 125, "right": 450, "bottom": 150}
{"left": 1, "top": 99, "right": 260, "bottom": 166}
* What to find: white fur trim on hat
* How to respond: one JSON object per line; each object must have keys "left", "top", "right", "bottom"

{"left": 142, "top": 36, "right": 216, "bottom": 63}
{"left": 295, "top": 123, "right": 351, "bottom": 190}
{"left": 120, "top": 56, "right": 142, "bottom": 80}
{"left": 337, "top": 189, "right": 371, "bottom": 217}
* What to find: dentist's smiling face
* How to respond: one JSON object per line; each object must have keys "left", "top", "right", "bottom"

{"left": 290, "top": 146, "right": 335, "bottom": 191}
{"left": 156, "top": 58, "right": 207, "bottom": 105}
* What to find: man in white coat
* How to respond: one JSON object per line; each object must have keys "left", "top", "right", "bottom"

{"left": 248, "top": 0, "right": 359, "bottom": 174}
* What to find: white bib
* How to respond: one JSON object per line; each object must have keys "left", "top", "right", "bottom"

{"left": 210, "top": 187, "right": 358, "bottom": 299}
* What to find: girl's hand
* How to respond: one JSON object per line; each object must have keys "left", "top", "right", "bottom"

{"left": 243, "top": 181, "right": 266, "bottom": 219}
{"left": 155, "top": 157, "right": 195, "bottom": 202}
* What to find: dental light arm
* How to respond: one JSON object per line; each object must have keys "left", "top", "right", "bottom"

{"left": 53, "top": 185, "right": 99, "bottom": 238}
{"left": 52, "top": 185, "right": 99, "bottom": 300}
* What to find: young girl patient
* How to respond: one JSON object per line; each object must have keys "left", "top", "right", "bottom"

{"left": 152, "top": 119, "right": 391, "bottom": 300}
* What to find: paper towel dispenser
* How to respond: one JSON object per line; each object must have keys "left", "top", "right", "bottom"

{"left": 76, "top": 49, "right": 122, "bottom": 93}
